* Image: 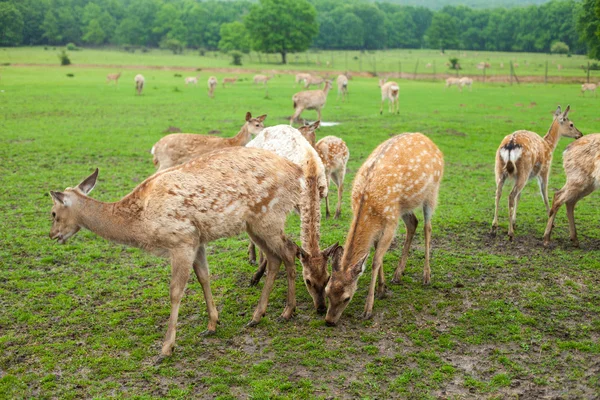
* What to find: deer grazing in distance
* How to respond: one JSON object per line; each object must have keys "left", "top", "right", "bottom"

{"left": 581, "top": 83, "right": 597, "bottom": 97}
{"left": 304, "top": 75, "right": 326, "bottom": 89}
{"left": 295, "top": 73, "right": 312, "bottom": 87}
{"left": 445, "top": 77, "right": 461, "bottom": 89}
{"left": 324, "top": 133, "right": 444, "bottom": 326}
{"left": 222, "top": 77, "right": 237, "bottom": 87}
{"left": 106, "top": 72, "right": 121, "bottom": 85}
{"left": 291, "top": 80, "right": 333, "bottom": 125}
{"left": 207, "top": 76, "right": 217, "bottom": 97}
{"left": 49, "top": 148, "right": 304, "bottom": 360}
{"left": 337, "top": 74, "right": 348, "bottom": 102}
{"left": 253, "top": 74, "right": 272, "bottom": 85}
{"left": 134, "top": 74, "right": 144, "bottom": 95}
{"left": 543, "top": 133, "right": 599, "bottom": 247}
{"left": 379, "top": 79, "right": 399, "bottom": 115}
{"left": 185, "top": 76, "right": 198, "bottom": 86}
{"left": 151, "top": 112, "right": 266, "bottom": 171}
{"left": 459, "top": 77, "right": 473, "bottom": 91}
{"left": 492, "top": 105, "right": 583, "bottom": 240}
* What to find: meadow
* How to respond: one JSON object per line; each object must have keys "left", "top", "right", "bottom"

{"left": 1, "top": 50, "right": 600, "bottom": 399}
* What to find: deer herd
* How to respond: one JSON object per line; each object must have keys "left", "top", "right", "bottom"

{"left": 50, "top": 73, "right": 599, "bottom": 361}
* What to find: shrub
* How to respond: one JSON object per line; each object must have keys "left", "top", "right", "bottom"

{"left": 58, "top": 50, "right": 71, "bottom": 66}
{"left": 66, "top": 73, "right": 74, "bottom": 77}
{"left": 123, "top": 45, "right": 136, "bottom": 53}
{"left": 141, "top": 46, "right": 149, "bottom": 53}
{"left": 66, "top": 43, "right": 80, "bottom": 51}
{"left": 230, "top": 50, "right": 243, "bottom": 66}
{"left": 551, "top": 41, "right": 569, "bottom": 54}
{"left": 160, "top": 38, "right": 184, "bottom": 55}
{"left": 449, "top": 58, "right": 461, "bottom": 70}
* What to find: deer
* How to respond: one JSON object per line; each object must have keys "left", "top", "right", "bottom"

{"left": 337, "top": 74, "right": 348, "bottom": 102}
{"left": 290, "top": 80, "right": 333, "bottom": 126}
{"left": 48, "top": 147, "right": 305, "bottom": 361}
{"left": 379, "top": 79, "right": 399, "bottom": 115}
{"left": 459, "top": 77, "right": 473, "bottom": 92}
{"left": 222, "top": 77, "right": 237, "bottom": 87}
{"left": 185, "top": 76, "right": 199, "bottom": 86}
{"left": 445, "top": 77, "right": 461, "bottom": 89}
{"left": 295, "top": 73, "right": 312, "bottom": 87}
{"left": 207, "top": 76, "right": 217, "bottom": 97}
{"left": 304, "top": 75, "right": 325, "bottom": 89}
{"left": 134, "top": 74, "right": 144, "bottom": 95}
{"left": 581, "top": 83, "right": 597, "bottom": 97}
{"left": 491, "top": 105, "right": 583, "bottom": 240}
{"left": 246, "top": 123, "right": 333, "bottom": 313}
{"left": 324, "top": 133, "right": 444, "bottom": 326}
{"left": 106, "top": 72, "right": 121, "bottom": 85}
{"left": 151, "top": 112, "right": 266, "bottom": 171}
{"left": 543, "top": 133, "right": 598, "bottom": 247}
{"left": 253, "top": 74, "right": 271, "bottom": 85}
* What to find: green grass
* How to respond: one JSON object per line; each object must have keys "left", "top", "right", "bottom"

{"left": 1, "top": 51, "right": 600, "bottom": 399}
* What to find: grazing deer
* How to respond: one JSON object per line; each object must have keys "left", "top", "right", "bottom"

{"left": 134, "top": 74, "right": 144, "bottom": 95}
{"left": 459, "top": 77, "right": 473, "bottom": 92}
{"left": 106, "top": 72, "right": 121, "bottom": 85}
{"left": 295, "top": 73, "right": 311, "bottom": 87}
{"left": 207, "top": 76, "right": 217, "bottom": 97}
{"left": 290, "top": 80, "right": 333, "bottom": 125}
{"left": 337, "top": 74, "right": 348, "bottom": 102}
{"left": 315, "top": 136, "right": 349, "bottom": 219}
{"left": 379, "top": 79, "right": 399, "bottom": 115}
{"left": 222, "top": 77, "right": 237, "bottom": 87}
{"left": 185, "top": 76, "right": 198, "bottom": 86}
{"left": 253, "top": 74, "right": 271, "bottom": 85}
{"left": 492, "top": 106, "right": 583, "bottom": 239}
{"left": 304, "top": 75, "right": 325, "bottom": 89}
{"left": 543, "top": 133, "right": 598, "bottom": 247}
{"left": 48, "top": 148, "right": 304, "bottom": 360}
{"left": 152, "top": 112, "right": 266, "bottom": 171}
{"left": 324, "top": 133, "right": 444, "bottom": 326}
{"left": 445, "top": 77, "right": 460, "bottom": 89}
{"left": 581, "top": 83, "right": 597, "bottom": 97}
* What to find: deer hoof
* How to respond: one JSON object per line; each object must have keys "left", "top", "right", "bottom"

{"left": 153, "top": 354, "right": 169, "bottom": 365}
{"left": 246, "top": 320, "right": 260, "bottom": 328}
{"left": 361, "top": 311, "right": 373, "bottom": 320}
{"left": 200, "top": 329, "right": 216, "bottom": 337}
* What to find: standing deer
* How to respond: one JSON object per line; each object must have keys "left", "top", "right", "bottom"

{"left": 459, "top": 77, "right": 473, "bottom": 92}
{"left": 315, "top": 136, "right": 349, "bottom": 219}
{"left": 151, "top": 112, "right": 266, "bottom": 171}
{"left": 543, "top": 133, "right": 598, "bottom": 247}
{"left": 304, "top": 75, "right": 325, "bottom": 89}
{"left": 337, "top": 74, "right": 348, "bottom": 102}
{"left": 445, "top": 77, "right": 461, "bottom": 89}
{"left": 290, "top": 80, "right": 332, "bottom": 125}
{"left": 106, "top": 72, "right": 121, "bottom": 85}
{"left": 253, "top": 74, "right": 272, "bottom": 85}
{"left": 207, "top": 76, "right": 217, "bottom": 97}
{"left": 379, "top": 79, "right": 399, "bottom": 115}
{"left": 48, "top": 148, "right": 304, "bottom": 360}
{"left": 296, "top": 73, "right": 311, "bottom": 87}
{"left": 134, "top": 74, "right": 145, "bottom": 95}
{"left": 324, "top": 133, "right": 444, "bottom": 326}
{"left": 491, "top": 106, "right": 583, "bottom": 239}
{"left": 185, "top": 76, "right": 198, "bottom": 86}
{"left": 222, "top": 77, "right": 237, "bottom": 87}
{"left": 581, "top": 83, "right": 597, "bottom": 97}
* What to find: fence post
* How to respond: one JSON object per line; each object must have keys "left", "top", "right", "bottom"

{"left": 587, "top": 61, "right": 590, "bottom": 83}
{"left": 510, "top": 61, "right": 513, "bottom": 86}
{"left": 433, "top": 61, "right": 436, "bottom": 79}
{"left": 359, "top": 53, "right": 362, "bottom": 72}
{"left": 373, "top": 55, "right": 377, "bottom": 76}
{"left": 483, "top": 66, "right": 486, "bottom": 83}
{"left": 398, "top": 61, "right": 402, "bottom": 79}
{"left": 345, "top": 51, "right": 348, "bottom": 72}
{"left": 545, "top": 60, "right": 548, "bottom": 84}
{"left": 414, "top": 59, "right": 419, "bottom": 79}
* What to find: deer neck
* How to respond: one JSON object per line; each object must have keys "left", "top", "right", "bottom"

{"left": 340, "top": 213, "right": 375, "bottom": 272}
{"left": 299, "top": 162, "right": 322, "bottom": 257}
{"left": 227, "top": 124, "right": 251, "bottom": 146}
{"left": 543, "top": 118, "right": 561, "bottom": 151}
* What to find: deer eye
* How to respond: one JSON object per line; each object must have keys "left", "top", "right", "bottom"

{"left": 52, "top": 212, "right": 56, "bottom": 218}
{"left": 343, "top": 297, "right": 350, "bottom": 303}
{"left": 305, "top": 279, "right": 312, "bottom": 287}
{"left": 570, "top": 123, "right": 574, "bottom": 127}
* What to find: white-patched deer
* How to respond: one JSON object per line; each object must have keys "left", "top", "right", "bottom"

{"left": 581, "top": 83, "right": 597, "bottom": 97}
{"left": 543, "top": 133, "right": 599, "bottom": 247}
{"left": 49, "top": 147, "right": 304, "bottom": 360}
{"left": 207, "top": 76, "right": 217, "bottom": 97}
{"left": 295, "top": 73, "right": 311, "bottom": 87}
{"left": 324, "top": 133, "right": 444, "bottom": 326}
{"left": 337, "top": 74, "right": 348, "bottom": 102}
{"left": 492, "top": 105, "right": 583, "bottom": 239}
{"left": 379, "top": 79, "right": 399, "bottom": 115}
{"left": 151, "top": 112, "right": 266, "bottom": 171}
{"left": 106, "top": 72, "right": 121, "bottom": 85}
{"left": 185, "top": 76, "right": 198, "bottom": 86}
{"left": 291, "top": 80, "right": 333, "bottom": 125}
{"left": 134, "top": 74, "right": 144, "bottom": 95}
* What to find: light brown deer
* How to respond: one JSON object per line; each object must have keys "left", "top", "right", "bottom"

{"left": 581, "top": 83, "right": 597, "bottom": 97}
{"left": 207, "top": 76, "right": 217, "bottom": 97}
{"left": 185, "top": 76, "right": 198, "bottom": 86}
{"left": 222, "top": 77, "right": 237, "bottom": 87}
{"left": 253, "top": 74, "right": 271, "bottom": 85}
{"left": 543, "top": 133, "right": 599, "bottom": 247}
{"left": 48, "top": 148, "right": 303, "bottom": 360}
{"left": 492, "top": 105, "right": 583, "bottom": 239}
{"left": 106, "top": 72, "right": 121, "bottom": 85}
{"left": 295, "top": 73, "right": 311, "bottom": 87}
{"left": 290, "top": 80, "right": 332, "bottom": 125}
{"left": 379, "top": 79, "right": 399, "bottom": 115}
{"left": 304, "top": 75, "right": 325, "bottom": 89}
{"left": 337, "top": 74, "right": 348, "bottom": 102}
{"left": 324, "top": 133, "right": 444, "bottom": 326}
{"left": 459, "top": 77, "right": 473, "bottom": 92}
{"left": 151, "top": 112, "right": 266, "bottom": 171}
{"left": 445, "top": 77, "right": 460, "bottom": 89}
{"left": 316, "top": 136, "right": 349, "bottom": 219}
{"left": 134, "top": 74, "right": 144, "bottom": 95}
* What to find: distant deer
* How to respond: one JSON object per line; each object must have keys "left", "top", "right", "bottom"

{"left": 543, "top": 133, "right": 598, "bottom": 247}
{"left": 304, "top": 75, "right": 325, "bottom": 89}
{"left": 445, "top": 77, "right": 461, "bottom": 89}
{"left": 379, "top": 79, "right": 399, "bottom": 115}
{"left": 492, "top": 105, "right": 583, "bottom": 239}
{"left": 336, "top": 74, "right": 348, "bottom": 102}
{"left": 290, "top": 80, "right": 333, "bottom": 125}
{"left": 295, "top": 73, "right": 311, "bottom": 87}
{"left": 134, "top": 74, "right": 144, "bottom": 95}
{"left": 459, "top": 77, "right": 473, "bottom": 92}
{"left": 185, "top": 76, "right": 198, "bottom": 86}
{"left": 557, "top": 64, "right": 563, "bottom": 70}
{"left": 324, "top": 133, "right": 444, "bottom": 326}
{"left": 222, "top": 77, "right": 237, "bottom": 87}
{"left": 106, "top": 72, "right": 121, "bottom": 85}
{"left": 48, "top": 148, "right": 304, "bottom": 360}
{"left": 151, "top": 112, "right": 266, "bottom": 171}
{"left": 315, "top": 136, "right": 349, "bottom": 219}
{"left": 581, "top": 83, "right": 597, "bottom": 97}
{"left": 253, "top": 74, "right": 271, "bottom": 85}
{"left": 207, "top": 76, "right": 217, "bottom": 97}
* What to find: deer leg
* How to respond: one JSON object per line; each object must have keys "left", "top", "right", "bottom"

{"left": 334, "top": 173, "right": 344, "bottom": 219}
{"left": 192, "top": 245, "right": 218, "bottom": 335}
{"left": 325, "top": 191, "right": 331, "bottom": 219}
{"left": 491, "top": 173, "right": 506, "bottom": 235}
{"left": 392, "top": 212, "right": 418, "bottom": 284}
{"left": 380, "top": 100, "right": 384, "bottom": 115}
{"left": 543, "top": 188, "right": 567, "bottom": 246}
{"left": 317, "top": 108, "right": 322, "bottom": 122}
{"left": 250, "top": 258, "right": 267, "bottom": 287}
{"left": 290, "top": 108, "right": 303, "bottom": 126}
{"left": 423, "top": 204, "right": 434, "bottom": 285}
{"left": 537, "top": 173, "right": 550, "bottom": 215}
{"left": 566, "top": 200, "right": 579, "bottom": 247}
{"left": 508, "top": 175, "right": 527, "bottom": 240}
{"left": 160, "top": 248, "right": 194, "bottom": 358}
{"left": 248, "top": 240, "right": 257, "bottom": 265}
{"left": 363, "top": 224, "right": 395, "bottom": 319}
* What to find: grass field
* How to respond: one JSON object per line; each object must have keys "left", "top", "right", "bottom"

{"left": 1, "top": 55, "right": 600, "bottom": 399}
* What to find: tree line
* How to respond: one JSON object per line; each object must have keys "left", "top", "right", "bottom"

{"left": 0, "top": 0, "right": 596, "bottom": 62}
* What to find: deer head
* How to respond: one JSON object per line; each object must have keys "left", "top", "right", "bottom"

{"left": 297, "top": 243, "right": 339, "bottom": 314}
{"left": 49, "top": 169, "right": 99, "bottom": 244}
{"left": 298, "top": 121, "right": 320, "bottom": 147}
{"left": 245, "top": 112, "right": 267, "bottom": 136}
{"left": 554, "top": 105, "right": 583, "bottom": 139}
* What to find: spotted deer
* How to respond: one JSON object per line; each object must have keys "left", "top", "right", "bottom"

{"left": 48, "top": 148, "right": 304, "bottom": 360}
{"left": 290, "top": 80, "right": 333, "bottom": 125}
{"left": 151, "top": 112, "right": 266, "bottom": 171}
{"left": 296, "top": 73, "right": 311, "bottom": 87}
{"left": 543, "top": 133, "right": 599, "bottom": 247}
{"left": 581, "top": 83, "right": 597, "bottom": 97}
{"left": 207, "top": 76, "right": 217, "bottom": 97}
{"left": 379, "top": 79, "right": 399, "bottom": 115}
{"left": 337, "top": 74, "right": 348, "bottom": 102}
{"left": 492, "top": 106, "right": 583, "bottom": 239}
{"left": 106, "top": 72, "right": 121, "bottom": 85}
{"left": 222, "top": 77, "right": 237, "bottom": 87}
{"left": 134, "top": 74, "right": 145, "bottom": 95}
{"left": 323, "top": 133, "right": 444, "bottom": 326}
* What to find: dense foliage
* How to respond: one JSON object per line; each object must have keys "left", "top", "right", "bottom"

{"left": 0, "top": 0, "right": 590, "bottom": 57}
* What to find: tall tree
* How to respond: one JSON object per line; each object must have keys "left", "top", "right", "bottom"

{"left": 245, "top": 0, "right": 318, "bottom": 64}
{"left": 0, "top": 2, "right": 24, "bottom": 46}
{"left": 577, "top": 0, "right": 600, "bottom": 59}
{"left": 219, "top": 21, "right": 251, "bottom": 53}
{"left": 426, "top": 12, "right": 459, "bottom": 52}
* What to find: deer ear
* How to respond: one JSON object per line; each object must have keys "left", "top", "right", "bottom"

{"left": 296, "top": 245, "right": 309, "bottom": 261}
{"left": 322, "top": 242, "right": 340, "bottom": 259}
{"left": 311, "top": 120, "right": 320, "bottom": 130}
{"left": 50, "top": 191, "right": 66, "bottom": 205}
{"left": 245, "top": 112, "right": 252, "bottom": 121}
{"left": 554, "top": 106, "right": 562, "bottom": 118}
{"left": 257, "top": 114, "right": 267, "bottom": 122}
{"left": 351, "top": 254, "right": 369, "bottom": 278}
{"left": 77, "top": 168, "right": 99, "bottom": 195}
{"left": 563, "top": 105, "right": 571, "bottom": 118}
